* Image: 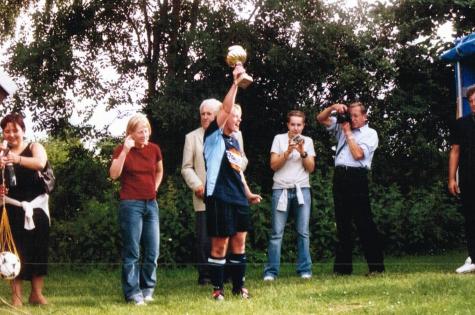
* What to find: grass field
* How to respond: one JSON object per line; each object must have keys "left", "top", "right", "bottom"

{"left": 1, "top": 251, "right": 474, "bottom": 314}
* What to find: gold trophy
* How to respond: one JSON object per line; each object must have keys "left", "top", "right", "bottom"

{"left": 226, "top": 45, "right": 253, "bottom": 89}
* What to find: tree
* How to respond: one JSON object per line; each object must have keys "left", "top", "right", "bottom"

{"left": 0, "top": 0, "right": 36, "bottom": 40}
{"left": 4, "top": 0, "right": 474, "bottom": 188}
{"left": 366, "top": 0, "right": 475, "bottom": 188}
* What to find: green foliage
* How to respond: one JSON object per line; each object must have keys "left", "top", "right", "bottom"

{"left": 372, "top": 180, "right": 463, "bottom": 255}
{"left": 245, "top": 183, "right": 272, "bottom": 263}
{"left": 50, "top": 141, "right": 112, "bottom": 220}
{"left": 43, "top": 135, "right": 465, "bottom": 264}
{"left": 310, "top": 170, "right": 337, "bottom": 259}
{"left": 50, "top": 196, "right": 121, "bottom": 265}
{"left": 0, "top": 0, "right": 35, "bottom": 40}
{"left": 3, "top": 0, "right": 467, "bottom": 192}
{"left": 156, "top": 173, "right": 195, "bottom": 266}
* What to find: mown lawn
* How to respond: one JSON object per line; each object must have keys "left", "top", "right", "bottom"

{"left": 0, "top": 251, "right": 474, "bottom": 314}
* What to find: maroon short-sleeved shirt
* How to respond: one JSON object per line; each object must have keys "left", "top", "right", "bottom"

{"left": 112, "top": 142, "right": 163, "bottom": 200}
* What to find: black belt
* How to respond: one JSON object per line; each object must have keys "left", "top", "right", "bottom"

{"left": 335, "top": 165, "right": 368, "bottom": 173}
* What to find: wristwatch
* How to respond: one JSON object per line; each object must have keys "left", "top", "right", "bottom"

{"left": 300, "top": 151, "right": 308, "bottom": 159}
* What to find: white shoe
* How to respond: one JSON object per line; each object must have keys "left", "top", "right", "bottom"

{"left": 456, "top": 257, "right": 475, "bottom": 274}
{"left": 263, "top": 275, "right": 275, "bottom": 281}
{"left": 135, "top": 300, "right": 147, "bottom": 306}
{"left": 144, "top": 295, "right": 154, "bottom": 302}
{"left": 300, "top": 273, "right": 312, "bottom": 279}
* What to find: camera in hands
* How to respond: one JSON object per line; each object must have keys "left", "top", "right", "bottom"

{"left": 336, "top": 111, "right": 351, "bottom": 123}
{"left": 292, "top": 135, "right": 304, "bottom": 144}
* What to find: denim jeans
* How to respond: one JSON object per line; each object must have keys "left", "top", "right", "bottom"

{"left": 119, "top": 199, "right": 160, "bottom": 302}
{"left": 264, "top": 188, "right": 312, "bottom": 277}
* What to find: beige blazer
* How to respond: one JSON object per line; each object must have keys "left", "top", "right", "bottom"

{"left": 181, "top": 127, "right": 248, "bottom": 211}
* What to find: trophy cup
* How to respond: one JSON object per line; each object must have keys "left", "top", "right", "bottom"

{"left": 226, "top": 45, "right": 253, "bottom": 89}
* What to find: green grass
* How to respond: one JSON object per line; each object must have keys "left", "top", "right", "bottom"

{"left": 1, "top": 251, "right": 475, "bottom": 314}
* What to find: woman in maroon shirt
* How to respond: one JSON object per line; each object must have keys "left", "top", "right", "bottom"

{"left": 110, "top": 113, "right": 163, "bottom": 306}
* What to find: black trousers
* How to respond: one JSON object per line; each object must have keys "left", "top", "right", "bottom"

{"left": 460, "top": 184, "right": 475, "bottom": 260}
{"left": 195, "top": 211, "right": 211, "bottom": 280}
{"left": 333, "top": 166, "right": 384, "bottom": 274}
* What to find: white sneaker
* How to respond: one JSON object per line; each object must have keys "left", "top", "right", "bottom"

{"left": 456, "top": 257, "right": 475, "bottom": 274}
{"left": 300, "top": 273, "right": 312, "bottom": 279}
{"left": 263, "top": 275, "right": 275, "bottom": 281}
{"left": 144, "top": 295, "right": 154, "bottom": 302}
{"left": 135, "top": 300, "right": 147, "bottom": 306}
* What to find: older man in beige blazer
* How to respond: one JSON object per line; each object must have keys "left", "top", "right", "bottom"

{"left": 181, "top": 98, "right": 248, "bottom": 285}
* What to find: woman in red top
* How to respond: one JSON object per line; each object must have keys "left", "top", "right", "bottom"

{"left": 110, "top": 113, "right": 163, "bottom": 305}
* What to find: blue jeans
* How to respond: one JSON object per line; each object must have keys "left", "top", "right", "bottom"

{"left": 119, "top": 200, "right": 160, "bottom": 302}
{"left": 264, "top": 188, "right": 312, "bottom": 277}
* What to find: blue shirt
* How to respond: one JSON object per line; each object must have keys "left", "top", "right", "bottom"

{"left": 204, "top": 120, "right": 248, "bottom": 206}
{"left": 327, "top": 117, "right": 378, "bottom": 169}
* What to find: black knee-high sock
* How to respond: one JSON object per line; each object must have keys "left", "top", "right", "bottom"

{"left": 229, "top": 253, "right": 246, "bottom": 292}
{"left": 208, "top": 256, "right": 226, "bottom": 290}
{"left": 223, "top": 255, "right": 231, "bottom": 283}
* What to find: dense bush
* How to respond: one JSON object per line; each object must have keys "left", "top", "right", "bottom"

{"left": 157, "top": 173, "right": 195, "bottom": 266}
{"left": 43, "top": 139, "right": 465, "bottom": 266}
{"left": 372, "top": 180, "right": 463, "bottom": 255}
{"left": 49, "top": 196, "right": 121, "bottom": 265}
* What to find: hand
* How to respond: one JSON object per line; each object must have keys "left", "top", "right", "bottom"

{"left": 287, "top": 139, "right": 298, "bottom": 155}
{"left": 0, "top": 152, "right": 18, "bottom": 168}
{"left": 124, "top": 136, "right": 135, "bottom": 152}
{"left": 333, "top": 103, "right": 348, "bottom": 114}
{"left": 296, "top": 138, "right": 305, "bottom": 155}
{"left": 342, "top": 122, "right": 351, "bottom": 134}
{"left": 247, "top": 192, "right": 262, "bottom": 204}
{"left": 7, "top": 152, "right": 20, "bottom": 164}
{"left": 233, "top": 64, "right": 246, "bottom": 83}
{"left": 0, "top": 184, "right": 8, "bottom": 198}
{"left": 448, "top": 179, "right": 460, "bottom": 196}
{"left": 194, "top": 185, "right": 205, "bottom": 199}
{"left": 0, "top": 141, "right": 7, "bottom": 153}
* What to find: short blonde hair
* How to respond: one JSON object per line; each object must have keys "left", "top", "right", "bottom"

{"left": 126, "top": 113, "right": 151, "bottom": 136}
{"left": 233, "top": 103, "right": 242, "bottom": 116}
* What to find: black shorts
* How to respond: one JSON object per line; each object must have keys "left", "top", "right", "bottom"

{"left": 205, "top": 196, "right": 250, "bottom": 237}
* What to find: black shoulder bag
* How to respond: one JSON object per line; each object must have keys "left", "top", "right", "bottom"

{"left": 29, "top": 143, "right": 56, "bottom": 194}
{"left": 38, "top": 160, "right": 55, "bottom": 194}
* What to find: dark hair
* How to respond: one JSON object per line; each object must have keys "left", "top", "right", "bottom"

{"left": 287, "top": 110, "right": 306, "bottom": 123}
{"left": 467, "top": 85, "right": 475, "bottom": 100}
{"left": 0, "top": 113, "right": 26, "bottom": 132}
{"left": 348, "top": 102, "right": 367, "bottom": 115}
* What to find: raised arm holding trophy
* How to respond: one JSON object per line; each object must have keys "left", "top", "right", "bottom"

{"left": 226, "top": 45, "right": 253, "bottom": 89}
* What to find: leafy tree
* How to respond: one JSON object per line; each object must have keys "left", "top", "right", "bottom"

{"left": 0, "top": 0, "right": 36, "bottom": 40}
{"left": 4, "top": 0, "right": 475, "bottom": 189}
{"left": 366, "top": 1, "right": 475, "bottom": 188}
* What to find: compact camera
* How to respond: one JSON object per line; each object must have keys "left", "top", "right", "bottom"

{"left": 292, "top": 135, "right": 304, "bottom": 144}
{"left": 336, "top": 111, "right": 351, "bottom": 123}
